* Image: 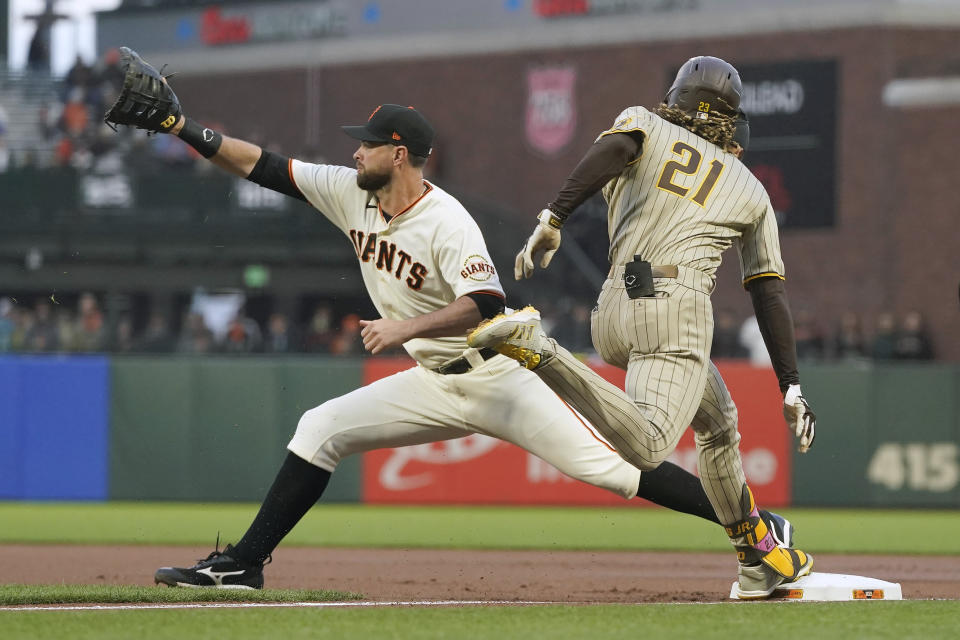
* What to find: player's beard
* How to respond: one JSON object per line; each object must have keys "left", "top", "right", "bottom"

{"left": 356, "top": 166, "right": 391, "bottom": 191}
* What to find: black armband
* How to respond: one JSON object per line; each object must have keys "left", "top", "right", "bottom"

{"left": 177, "top": 117, "right": 223, "bottom": 158}
{"left": 246, "top": 150, "right": 306, "bottom": 201}
{"left": 466, "top": 292, "right": 505, "bottom": 319}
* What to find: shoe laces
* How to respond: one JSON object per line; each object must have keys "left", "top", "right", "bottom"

{"left": 193, "top": 533, "right": 226, "bottom": 565}
{"left": 196, "top": 533, "right": 271, "bottom": 568}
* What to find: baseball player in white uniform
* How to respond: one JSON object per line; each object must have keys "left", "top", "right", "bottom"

{"left": 470, "top": 57, "right": 818, "bottom": 599}
{"left": 100, "top": 51, "right": 794, "bottom": 591}
{"left": 143, "top": 99, "right": 793, "bottom": 590}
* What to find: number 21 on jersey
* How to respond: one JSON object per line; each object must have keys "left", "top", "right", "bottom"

{"left": 656, "top": 141, "right": 725, "bottom": 207}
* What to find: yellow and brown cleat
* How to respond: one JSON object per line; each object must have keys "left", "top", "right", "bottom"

{"left": 758, "top": 546, "right": 813, "bottom": 582}
{"left": 467, "top": 306, "right": 544, "bottom": 370}
{"left": 727, "top": 485, "right": 814, "bottom": 598}
{"left": 734, "top": 552, "right": 814, "bottom": 600}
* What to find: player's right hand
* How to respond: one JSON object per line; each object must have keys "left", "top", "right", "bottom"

{"left": 514, "top": 209, "right": 562, "bottom": 280}
{"left": 783, "top": 384, "right": 816, "bottom": 453}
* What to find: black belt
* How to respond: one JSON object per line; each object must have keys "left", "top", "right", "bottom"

{"left": 433, "top": 348, "right": 499, "bottom": 375}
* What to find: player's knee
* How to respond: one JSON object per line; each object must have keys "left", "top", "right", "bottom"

{"left": 642, "top": 449, "right": 673, "bottom": 471}
{"left": 695, "top": 426, "right": 741, "bottom": 450}
{"left": 295, "top": 404, "right": 336, "bottom": 437}
{"left": 691, "top": 406, "right": 738, "bottom": 439}
{"left": 288, "top": 403, "right": 343, "bottom": 470}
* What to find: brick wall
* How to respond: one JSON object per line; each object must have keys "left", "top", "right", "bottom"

{"left": 171, "top": 25, "right": 959, "bottom": 360}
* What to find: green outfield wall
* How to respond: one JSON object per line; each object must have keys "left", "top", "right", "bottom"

{"left": 793, "top": 363, "right": 960, "bottom": 507}
{"left": 108, "top": 357, "right": 365, "bottom": 502}
{"left": 106, "top": 359, "right": 959, "bottom": 506}
{"left": 3, "top": 356, "right": 958, "bottom": 506}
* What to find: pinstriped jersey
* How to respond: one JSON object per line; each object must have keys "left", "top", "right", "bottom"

{"left": 598, "top": 106, "right": 785, "bottom": 285}
{"left": 289, "top": 160, "right": 505, "bottom": 368}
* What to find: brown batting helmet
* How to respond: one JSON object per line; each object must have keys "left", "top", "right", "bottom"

{"left": 665, "top": 56, "right": 742, "bottom": 120}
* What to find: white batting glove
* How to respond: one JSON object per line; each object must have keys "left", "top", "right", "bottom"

{"left": 783, "top": 384, "right": 816, "bottom": 453}
{"left": 514, "top": 209, "right": 562, "bottom": 280}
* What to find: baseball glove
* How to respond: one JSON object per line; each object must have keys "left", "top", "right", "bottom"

{"left": 104, "top": 47, "right": 181, "bottom": 134}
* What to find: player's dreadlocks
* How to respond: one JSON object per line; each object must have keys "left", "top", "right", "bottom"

{"left": 653, "top": 104, "right": 736, "bottom": 150}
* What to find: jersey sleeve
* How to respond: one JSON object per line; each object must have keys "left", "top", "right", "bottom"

{"left": 595, "top": 106, "right": 654, "bottom": 142}
{"left": 436, "top": 215, "right": 505, "bottom": 301}
{"left": 289, "top": 159, "right": 359, "bottom": 233}
{"left": 737, "top": 201, "right": 786, "bottom": 286}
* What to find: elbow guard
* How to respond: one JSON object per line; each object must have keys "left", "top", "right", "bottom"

{"left": 466, "top": 292, "right": 505, "bottom": 319}
{"left": 246, "top": 150, "right": 306, "bottom": 201}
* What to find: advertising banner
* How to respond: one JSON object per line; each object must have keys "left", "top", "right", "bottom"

{"left": 736, "top": 59, "right": 838, "bottom": 229}
{"left": 362, "top": 358, "right": 790, "bottom": 506}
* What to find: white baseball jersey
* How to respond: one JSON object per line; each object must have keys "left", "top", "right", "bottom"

{"left": 290, "top": 161, "right": 504, "bottom": 369}
{"left": 598, "top": 106, "right": 785, "bottom": 286}
{"left": 284, "top": 160, "right": 641, "bottom": 502}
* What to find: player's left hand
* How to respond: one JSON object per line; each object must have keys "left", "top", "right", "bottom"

{"left": 104, "top": 47, "right": 182, "bottom": 133}
{"left": 359, "top": 318, "right": 409, "bottom": 355}
{"left": 783, "top": 384, "right": 816, "bottom": 453}
{"left": 515, "top": 209, "right": 562, "bottom": 280}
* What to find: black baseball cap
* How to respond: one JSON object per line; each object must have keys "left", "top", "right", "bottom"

{"left": 342, "top": 104, "right": 434, "bottom": 158}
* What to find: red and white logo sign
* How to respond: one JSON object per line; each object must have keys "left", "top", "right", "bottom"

{"left": 376, "top": 435, "right": 501, "bottom": 492}
{"left": 361, "top": 358, "right": 791, "bottom": 506}
{"left": 525, "top": 66, "right": 577, "bottom": 156}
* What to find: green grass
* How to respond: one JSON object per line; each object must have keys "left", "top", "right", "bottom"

{"left": 2, "top": 503, "right": 956, "bottom": 639}
{"left": 0, "top": 584, "right": 361, "bottom": 605}
{"left": 2, "top": 601, "right": 958, "bottom": 640}
{"left": 1, "top": 502, "right": 959, "bottom": 554}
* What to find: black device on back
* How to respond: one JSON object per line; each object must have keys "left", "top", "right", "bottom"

{"left": 624, "top": 255, "right": 656, "bottom": 299}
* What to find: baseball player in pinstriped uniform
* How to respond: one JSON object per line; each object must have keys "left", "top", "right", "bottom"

{"left": 101, "top": 49, "right": 793, "bottom": 590}
{"left": 471, "top": 56, "right": 817, "bottom": 599}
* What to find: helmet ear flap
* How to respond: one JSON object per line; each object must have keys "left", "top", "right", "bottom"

{"left": 732, "top": 109, "right": 750, "bottom": 152}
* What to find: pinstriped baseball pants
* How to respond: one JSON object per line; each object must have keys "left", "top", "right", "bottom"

{"left": 535, "top": 268, "right": 748, "bottom": 524}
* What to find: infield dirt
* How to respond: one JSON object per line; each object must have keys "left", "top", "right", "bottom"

{"left": 1, "top": 545, "right": 957, "bottom": 603}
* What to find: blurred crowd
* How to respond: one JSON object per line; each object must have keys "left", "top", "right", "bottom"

{"left": 712, "top": 307, "right": 935, "bottom": 363}
{"left": 1, "top": 51, "right": 122, "bottom": 172}
{"left": 0, "top": 294, "right": 370, "bottom": 357}
{"left": 0, "top": 293, "right": 937, "bottom": 362}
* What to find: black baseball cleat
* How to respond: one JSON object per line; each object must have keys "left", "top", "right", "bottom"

{"left": 155, "top": 543, "right": 268, "bottom": 590}
{"left": 759, "top": 509, "right": 794, "bottom": 548}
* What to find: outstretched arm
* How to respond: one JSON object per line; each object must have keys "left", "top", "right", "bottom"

{"left": 169, "top": 116, "right": 261, "bottom": 177}
{"left": 170, "top": 115, "right": 306, "bottom": 201}
{"left": 103, "top": 48, "right": 304, "bottom": 200}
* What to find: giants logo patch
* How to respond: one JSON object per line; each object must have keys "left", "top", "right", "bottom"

{"left": 461, "top": 255, "right": 496, "bottom": 281}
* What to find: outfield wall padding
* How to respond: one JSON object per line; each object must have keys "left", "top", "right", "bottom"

{"left": 108, "top": 357, "right": 364, "bottom": 502}
{"left": 2, "top": 355, "right": 958, "bottom": 506}
{"left": 793, "top": 364, "right": 960, "bottom": 507}
{"left": 0, "top": 356, "right": 109, "bottom": 500}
